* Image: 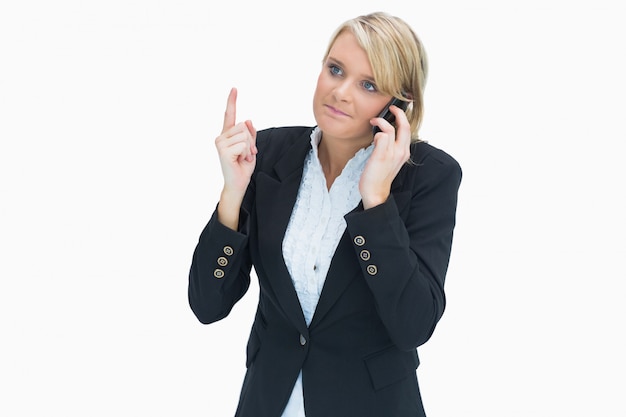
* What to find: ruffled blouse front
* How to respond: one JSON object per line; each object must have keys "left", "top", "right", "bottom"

{"left": 280, "top": 127, "right": 373, "bottom": 416}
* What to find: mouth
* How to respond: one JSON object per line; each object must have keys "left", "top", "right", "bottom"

{"left": 324, "top": 104, "right": 350, "bottom": 117}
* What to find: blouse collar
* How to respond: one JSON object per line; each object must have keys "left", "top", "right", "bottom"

{"left": 308, "top": 127, "right": 374, "bottom": 171}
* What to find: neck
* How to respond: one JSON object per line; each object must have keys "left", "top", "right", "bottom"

{"left": 317, "top": 132, "right": 371, "bottom": 190}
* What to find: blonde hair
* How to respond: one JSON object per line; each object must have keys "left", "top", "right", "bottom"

{"left": 323, "top": 12, "right": 428, "bottom": 142}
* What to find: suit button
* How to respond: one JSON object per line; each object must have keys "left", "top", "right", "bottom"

{"left": 299, "top": 334, "right": 307, "bottom": 346}
{"left": 223, "top": 246, "right": 234, "bottom": 256}
{"left": 360, "top": 250, "right": 370, "bottom": 261}
{"left": 217, "top": 256, "right": 228, "bottom": 267}
{"left": 354, "top": 236, "right": 365, "bottom": 246}
{"left": 214, "top": 268, "right": 225, "bottom": 279}
{"left": 366, "top": 265, "right": 378, "bottom": 276}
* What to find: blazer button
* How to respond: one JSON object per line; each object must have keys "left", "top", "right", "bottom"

{"left": 360, "top": 250, "right": 371, "bottom": 261}
{"left": 299, "top": 334, "right": 307, "bottom": 346}
{"left": 217, "top": 256, "right": 228, "bottom": 267}
{"left": 223, "top": 246, "right": 234, "bottom": 256}
{"left": 214, "top": 268, "right": 225, "bottom": 279}
{"left": 354, "top": 236, "right": 365, "bottom": 246}
{"left": 366, "top": 265, "right": 378, "bottom": 276}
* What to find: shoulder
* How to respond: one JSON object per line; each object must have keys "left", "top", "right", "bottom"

{"left": 411, "top": 141, "right": 460, "bottom": 171}
{"left": 398, "top": 141, "right": 462, "bottom": 191}
{"left": 253, "top": 126, "right": 315, "bottom": 173}
{"left": 256, "top": 126, "right": 314, "bottom": 151}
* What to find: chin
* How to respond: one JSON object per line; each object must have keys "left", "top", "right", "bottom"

{"left": 315, "top": 114, "right": 347, "bottom": 136}
{"left": 317, "top": 120, "right": 345, "bottom": 138}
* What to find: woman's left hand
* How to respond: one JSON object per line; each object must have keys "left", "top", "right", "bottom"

{"left": 359, "top": 105, "right": 412, "bottom": 209}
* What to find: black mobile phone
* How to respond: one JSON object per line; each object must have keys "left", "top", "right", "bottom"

{"left": 372, "top": 97, "right": 409, "bottom": 136}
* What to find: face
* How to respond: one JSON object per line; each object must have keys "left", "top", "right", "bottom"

{"left": 313, "top": 31, "right": 391, "bottom": 143}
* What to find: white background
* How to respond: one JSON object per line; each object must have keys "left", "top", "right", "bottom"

{"left": 1, "top": 1, "right": 625, "bottom": 416}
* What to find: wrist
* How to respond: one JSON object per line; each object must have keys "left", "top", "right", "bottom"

{"left": 220, "top": 185, "right": 245, "bottom": 203}
{"left": 361, "top": 192, "right": 389, "bottom": 210}
{"left": 217, "top": 187, "right": 245, "bottom": 230}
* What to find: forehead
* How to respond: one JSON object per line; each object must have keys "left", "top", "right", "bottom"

{"left": 327, "top": 31, "right": 372, "bottom": 74}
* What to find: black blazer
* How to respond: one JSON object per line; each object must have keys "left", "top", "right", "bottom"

{"left": 189, "top": 126, "right": 462, "bottom": 417}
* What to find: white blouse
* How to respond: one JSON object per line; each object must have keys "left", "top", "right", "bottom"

{"left": 280, "top": 127, "right": 373, "bottom": 417}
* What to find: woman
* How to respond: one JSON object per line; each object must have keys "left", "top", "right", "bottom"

{"left": 189, "top": 11, "right": 461, "bottom": 417}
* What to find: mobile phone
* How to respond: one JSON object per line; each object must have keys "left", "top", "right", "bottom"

{"left": 372, "top": 97, "right": 410, "bottom": 136}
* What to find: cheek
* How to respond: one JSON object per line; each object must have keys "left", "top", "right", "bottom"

{"left": 313, "top": 72, "right": 331, "bottom": 107}
{"left": 315, "top": 71, "right": 332, "bottom": 94}
{"left": 367, "top": 99, "right": 391, "bottom": 119}
{"left": 312, "top": 74, "right": 325, "bottom": 121}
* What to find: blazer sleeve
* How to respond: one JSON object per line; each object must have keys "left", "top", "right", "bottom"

{"left": 188, "top": 174, "right": 256, "bottom": 324}
{"left": 344, "top": 147, "right": 462, "bottom": 351}
{"left": 187, "top": 126, "right": 303, "bottom": 325}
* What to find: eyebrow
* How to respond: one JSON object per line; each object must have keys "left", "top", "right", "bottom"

{"left": 326, "top": 56, "right": 376, "bottom": 81}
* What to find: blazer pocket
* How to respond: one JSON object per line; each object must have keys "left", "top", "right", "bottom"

{"left": 364, "top": 346, "right": 420, "bottom": 391}
{"left": 245, "top": 312, "right": 267, "bottom": 368}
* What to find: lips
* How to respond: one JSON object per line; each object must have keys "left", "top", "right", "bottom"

{"left": 325, "top": 104, "right": 350, "bottom": 117}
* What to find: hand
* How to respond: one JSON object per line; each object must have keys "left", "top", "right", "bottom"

{"left": 215, "top": 87, "right": 257, "bottom": 197}
{"left": 360, "top": 105, "right": 411, "bottom": 209}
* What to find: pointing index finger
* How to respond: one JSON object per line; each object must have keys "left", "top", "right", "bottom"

{"left": 222, "top": 87, "right": 237, "bottom": 133}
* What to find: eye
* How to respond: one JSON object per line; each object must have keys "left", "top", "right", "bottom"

{"left": 361, "top": 80, "right": 377, "bottom": 92}
{"left": 328, "top": 64, "right": 343, "bottom": 76}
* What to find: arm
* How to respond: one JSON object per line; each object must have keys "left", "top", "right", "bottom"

{"left": 345, "top": 149, "right": 462, "bottom": 350}
{"left": 188, "top": 203, "right": 253, "bottom": 324}
{"left": 188, "top": 87, "right": 257, "bottom": 324}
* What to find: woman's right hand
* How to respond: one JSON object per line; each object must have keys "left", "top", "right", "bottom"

{"left": 215, "top": 88, "right": 257, "bottom": 230}
{"left": 216, "top": 87, "right": 257, "bottom": 195}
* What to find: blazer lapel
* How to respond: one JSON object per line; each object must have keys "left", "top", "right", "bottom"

{"left": 308, "top": 231, "right": 359, "bottom": 328}
{"left": 255, "top": 132, "right": 312, "bottom": 335}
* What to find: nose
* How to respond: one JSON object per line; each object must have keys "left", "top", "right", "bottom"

{"left": 333, "top": 79, "right": 353, "bottom": 102}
